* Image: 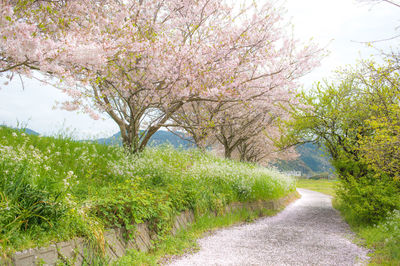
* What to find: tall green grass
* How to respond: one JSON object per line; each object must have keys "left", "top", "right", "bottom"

{"left": 334, "top": 200, "right": 400, "bottom": 265}
{"left": 0, "top": 126, "right": 295, "bottom": 257}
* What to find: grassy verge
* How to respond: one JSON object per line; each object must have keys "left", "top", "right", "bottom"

{"left": 0, "top": 126, "right": 295, "bottom": 259}
{"left": 334, "top": 200, "right": 400, "bottom": 265}
{"left": 296, "top": 179, "right": 338, "bottom": 196}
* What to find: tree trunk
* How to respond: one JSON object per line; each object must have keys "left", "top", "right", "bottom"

{"left": 224, "top": 146, "right": 232, "bottom": 159}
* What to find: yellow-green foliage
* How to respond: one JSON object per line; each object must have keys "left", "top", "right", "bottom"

{"left": 285, "top": 60, "right": 400, "bottom": 223}
{"left": 336, "top": 174, "right": 400, "bottom": 224}
{"left": 0, "top": 126, "right": 295, "bottom": 256}
{"left": 359, "top": 104, "right": 400, "bottom": 182}
{"left": 288, "top": 60, "right": 400, "bottom": 264}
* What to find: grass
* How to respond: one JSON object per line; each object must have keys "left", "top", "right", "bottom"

{"left": 334, "top": 200, "right": 400, "bottom": 265}
{"left": 0, "top": 126, "right": 295, "bottom": 259}
{"left": 296, "top": 178, "right": 338, "bottom": 196}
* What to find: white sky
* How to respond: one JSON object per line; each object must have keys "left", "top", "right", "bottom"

{"left": 0, "top": 0, "right": 399, "bottom": 138}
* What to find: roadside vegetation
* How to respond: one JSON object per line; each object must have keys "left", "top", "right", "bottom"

{"left": 0, "top": 126, "right": 295, "bottom": 260}
{"left": 283, "top": 59, "right": 400, "bottom": 264}
{"left": 0, "top": 1, "right": 313, "bottom": 262}
{"left": 296, "top": 179, "right": 337, "bottom": 197}
{"left": 335, "top": 203, "right": 400, "bottom": 265}
{"left": 1, "top": 1, "right": 399, "bottom": 265}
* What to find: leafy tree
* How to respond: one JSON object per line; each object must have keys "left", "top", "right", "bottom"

{"left": 355, "top": 61, "right": 400, "bottom": 181}
{"left": 282, "top": 78, "right": 370, "bottom": 176}
{"left": 284, "top": 60, "right": 400, "bottom": 223}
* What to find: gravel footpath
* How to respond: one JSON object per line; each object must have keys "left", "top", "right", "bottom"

{"left": 168, "top": 189, "right": 370, "bottom": 266}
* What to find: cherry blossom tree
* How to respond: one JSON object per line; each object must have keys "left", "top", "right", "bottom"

{"left": 233, "top": 100, "right": 299, "bottom": 164}
{"left": 171, "top": 86, "right": 305, "bottom": 162}
{"left": 170, "top": 44, "right": 319, "bottom": 160}
{"left": 210, "top": 87, "right": 299, "bottom": 160}
{"left": 1, "top": 0, "right": 320, "bottom": 153}
{"left": 236, "top": 128, "right": 298, "bottom": 165}
{"left": 169, "top": 101, "right": 227, "bottom": 150}
{"left": 0, "top": 1, "right": 112, "bottom": 85}
{"left": 59, "top": 0, "right": 319, "bottom": 153}
{"left": 214, "top": 100, "right": 276, "bottom": 159}
{"left": 359, "top": 0, "right": 400, "bottom": 7}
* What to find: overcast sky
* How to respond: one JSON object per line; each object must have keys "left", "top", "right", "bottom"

{"left": 0, "top": 0, "right": 399, "bottom": 139}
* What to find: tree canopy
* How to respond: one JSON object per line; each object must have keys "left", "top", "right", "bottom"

{"left": 282, "top": 59, "right": 400, "bottom": 223}
{"left": 1, "top": 0, "right": 320, "bottom": 155}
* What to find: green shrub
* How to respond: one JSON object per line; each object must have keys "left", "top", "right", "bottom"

{"left": 336, "top": 173, "right": 400, "bottom": 224}
{"left": 89, "top": 180, "right": 176, "bottom": 238}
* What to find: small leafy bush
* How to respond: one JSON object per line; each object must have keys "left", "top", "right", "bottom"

{"left": 336, "top": 173, "right": 400, "bottom": 224}
{"left": 89, "top": 180, "right": 176, "bottom": 238}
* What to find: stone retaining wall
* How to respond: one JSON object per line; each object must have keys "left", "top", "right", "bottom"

{"left": 4, "top": 191, "right": 298, "bottom": 265}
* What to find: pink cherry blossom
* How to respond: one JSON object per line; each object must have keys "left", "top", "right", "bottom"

{"left": 1, "top": 0, "right": 321, "bottom": 154}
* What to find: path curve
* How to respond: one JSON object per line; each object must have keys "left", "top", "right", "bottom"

{"left": 168, "top": 189, "right": 369, "bottom": 266}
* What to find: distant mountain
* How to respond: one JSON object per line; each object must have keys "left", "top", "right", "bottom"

{"left": 274, "top": 143, "right": 334, "bottom": 176}
{"left": 297, "top": 143, "right": 333, "bottom": 173}
{"left": 1, "top": 126, "right": 40, "bottom": 136}
{"left": 20, "top": 128, "right": 40, "bottom": 136}
{"left": 96, "top": 130, "right": 195, "bottom": 149}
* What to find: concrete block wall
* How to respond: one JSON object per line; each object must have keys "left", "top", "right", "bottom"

{"left": 3, "top": 191, "right": 298, "bottom": 265}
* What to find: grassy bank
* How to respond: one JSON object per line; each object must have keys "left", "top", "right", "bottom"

{"left": 334, "top": 200, "right": 400, "bottom": 265}
{"left": 296, "top": 179, "right": 338, "bottom": 196}
{"left": 0, "top": 126, "right": 295, "bottom": 259}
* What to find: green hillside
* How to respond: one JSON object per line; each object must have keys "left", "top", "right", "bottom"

{"left": 274, "top": 143, "right": 334, "bottom": 176}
